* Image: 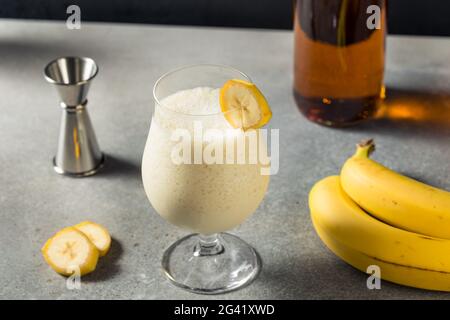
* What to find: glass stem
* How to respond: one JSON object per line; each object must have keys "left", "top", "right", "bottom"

{"left": 194, "top": 233, "right": 224, "bottom": 257}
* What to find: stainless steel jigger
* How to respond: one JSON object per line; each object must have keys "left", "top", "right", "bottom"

{"left": 44, "top": 57, "right": 104, "bottom": 177}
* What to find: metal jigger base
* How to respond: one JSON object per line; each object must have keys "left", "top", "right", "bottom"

{"left": 53, "top": 154, "right": 105, "bottom": 177}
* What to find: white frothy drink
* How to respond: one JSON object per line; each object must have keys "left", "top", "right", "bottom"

{"left": 142, "top": 87, "right": 270, "bottom": 234}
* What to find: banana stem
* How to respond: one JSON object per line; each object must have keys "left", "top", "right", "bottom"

{"left": 355, "top": 139, "right": 375, "bottom": 158}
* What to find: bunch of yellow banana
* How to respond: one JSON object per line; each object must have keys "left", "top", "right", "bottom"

{"left": 309, "top": 140, "right": 450, "bottom": 291}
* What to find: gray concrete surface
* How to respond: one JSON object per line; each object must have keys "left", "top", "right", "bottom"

{"left": 0, "top": 19, "right": 449, "bottom": 299}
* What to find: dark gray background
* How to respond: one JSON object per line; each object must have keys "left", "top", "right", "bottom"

{"left": 0, "top": 0, "right": 449, "bottom": 36}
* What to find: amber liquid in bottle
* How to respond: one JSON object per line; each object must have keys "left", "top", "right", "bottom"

{"left": 294, "top": 0, "right": 386, "bottom": 126}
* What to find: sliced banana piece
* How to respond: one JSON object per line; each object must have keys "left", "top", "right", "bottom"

{"left": 41, "top": 227, "right": 99, "bottom": 276}
{"left": 74, "top": 221, "right": 111, "bottom": 256}
{"left": 220, "top": 79, "right": 272, "bottom": 131}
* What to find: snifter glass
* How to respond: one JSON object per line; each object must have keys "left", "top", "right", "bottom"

{"left": 142, "top": 65, "right": 270, "bottom": 294}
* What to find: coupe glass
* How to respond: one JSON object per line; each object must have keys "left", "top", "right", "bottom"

{"left": 142, "top": 65, "right": 270, "bottom": 294}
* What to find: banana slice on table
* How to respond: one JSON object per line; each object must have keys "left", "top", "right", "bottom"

{"left": 220, "top": 79, "right": 272, "bottom": 131}
{"left": 74, "top": 221, "right": 111, "bottom": 257}
{"left": 41, "top": 227, "right": 99, "bottom": 276}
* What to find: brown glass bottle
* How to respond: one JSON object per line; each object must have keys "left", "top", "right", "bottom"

{"left": 294, "top": 0, "right": 386, "bottom": 127}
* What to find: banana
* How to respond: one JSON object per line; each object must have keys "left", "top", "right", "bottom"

{"left": 74, "top": 221, "right": 111, "bottom": 256}
{"left": 309, "top": 176, "right": 450, "bottom": 291}
{"left": 341, "top": 139, "right": 450, "bottom": 239}
{"left": 42, "top": 227, "right": 99, "bottom": 276}
{"left": 312, "top": 220, "right": 450, "bottom": 292}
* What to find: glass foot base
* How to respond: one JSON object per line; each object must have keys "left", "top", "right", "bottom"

{"left": 162, "top": 233, "right": 261, "bottom": 294}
